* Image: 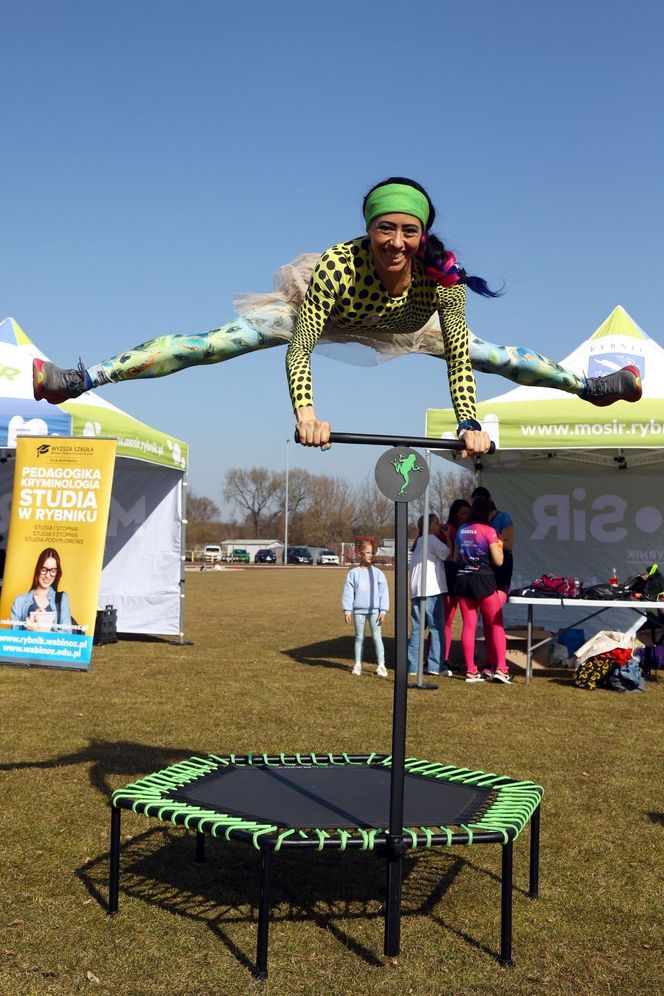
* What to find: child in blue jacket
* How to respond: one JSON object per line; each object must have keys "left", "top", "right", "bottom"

{"left": 342, "top": 542, "right": 390, "bottom": 677}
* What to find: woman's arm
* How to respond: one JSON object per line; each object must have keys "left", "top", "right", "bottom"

{"left": 489, "top": 540, "right": 504, "bottom": 567}
{"left": 378, "top": 570, "right": 390, "bottom": 614}
{"left": 11, "top": 592, "right": 29, "bottom": 625}
{"left": 437, "top": 285, "right": 490, "bottom": 456}
{"left": 341, "top": 571, "right": 356, "bottom": 615}
{"left": 286, "top": 249, "right": 346, "bottom": 448}
{"left": 429, "top": 534, "right": 450, "bottom": 563}
{"left": 498, "top": 524, "right": 514, "bottom": 552}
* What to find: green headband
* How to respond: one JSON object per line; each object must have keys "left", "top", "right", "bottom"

{"left": 363, "top": 183, "right": 430, "bottom": 229}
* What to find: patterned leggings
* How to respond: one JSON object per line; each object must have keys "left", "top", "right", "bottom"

{"left": 353, "top": 611, "right": 385, "bottom": 667}
{"left": 88, "top": 315, "right": 585, "bottom": 394}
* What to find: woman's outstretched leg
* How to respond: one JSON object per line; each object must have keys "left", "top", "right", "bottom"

{"left": 33, "top": 316, "right": 286, "bottom": 404}
{"left": 466, "top": 333, "right": 641, "bottom": 406}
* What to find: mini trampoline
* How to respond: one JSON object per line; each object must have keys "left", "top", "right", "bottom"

{"left": 108, "top": 433, "right": 543, "bottom": 980}
{"left": 110, "top": 752, "right": 542, "bottom": 977}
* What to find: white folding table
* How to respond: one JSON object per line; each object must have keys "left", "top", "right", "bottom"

{"left": 507, "top": 596, "right": 663, "bottom": 683}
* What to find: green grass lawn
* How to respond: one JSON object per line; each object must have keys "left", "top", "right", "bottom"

{"left": 0, "top": 569, "right": 662, "bottom": 995}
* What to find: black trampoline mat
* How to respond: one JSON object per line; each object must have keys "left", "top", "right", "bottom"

{"left": 169, "top": 765, "right": 491, "bottom": 829}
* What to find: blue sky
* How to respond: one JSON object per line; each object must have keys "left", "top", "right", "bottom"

{"left": 4, "top": 0, "right": 663, "bottom": 505}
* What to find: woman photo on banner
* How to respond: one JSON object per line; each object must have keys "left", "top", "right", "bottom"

{"left": 11, "top": 548, "right": 74, "bottom": 632}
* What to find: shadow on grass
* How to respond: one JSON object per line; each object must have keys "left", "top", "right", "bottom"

{"left": 78, "top": 827, "right": 519, "bottom": 973}
{"left": 285, "top": 635, "right": 396, "bottom": 671}
{"left": 0, "top": 739, "right": 201, "bottom": 798}
{"left": 646, "top": 811, "right": 664, "bottom": 826}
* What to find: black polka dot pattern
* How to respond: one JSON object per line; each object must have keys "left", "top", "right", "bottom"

{"left": 285, "top": 238, "right": 477, "bottom": 423}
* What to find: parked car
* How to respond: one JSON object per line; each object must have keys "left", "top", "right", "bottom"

{"left": 286, "top": 546, "right": 313, "bottom": 565}
{"left": 255, "top": 549, "right": 277, "bottom": 564}
{"left": 202, "top": 544, "right": 222, "bottom": 563}
{"left": 231, "top": 548, "right": 250, "bottom": 564}
{"left": 317, "top": 549, "right": 340, "bottom": 565}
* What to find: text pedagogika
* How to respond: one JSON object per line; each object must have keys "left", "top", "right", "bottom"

{"left": 17, "top": 466, "right": 102, "bottom": 522}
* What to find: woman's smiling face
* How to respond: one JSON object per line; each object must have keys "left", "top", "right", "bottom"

{"left": 37, "top": 556, "right": 58, "bottom": 590}
{"left": 368, "top": 213, "right": 423, "bottom": 281}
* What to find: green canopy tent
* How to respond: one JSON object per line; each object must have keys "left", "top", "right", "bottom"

{"left": 425, "top": 306, "right": 664, "bottom": 632}
{"left": 0, "top": 317, "right": 189, "bottom": 637}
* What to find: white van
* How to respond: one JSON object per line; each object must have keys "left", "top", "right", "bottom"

{"left": 203, "top": 544, "right": 223, "bottom": 563}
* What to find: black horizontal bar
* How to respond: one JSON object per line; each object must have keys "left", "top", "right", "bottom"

{"left": 295, "top": 430, "right": 496, "bottom": 454}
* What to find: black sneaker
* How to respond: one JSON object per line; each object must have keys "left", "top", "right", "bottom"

{"left": 493, "top": 670, "right": 513, "bottom": 684}
{"left": 33, "top": 359, "right": 87, "bottom": 404}
{"left": 580, "top": 365, "right": 642, "bottom": 408}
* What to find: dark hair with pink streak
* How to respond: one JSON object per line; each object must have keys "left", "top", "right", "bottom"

{"left": 363, "top": 176, "right": 502, "bottom": 299}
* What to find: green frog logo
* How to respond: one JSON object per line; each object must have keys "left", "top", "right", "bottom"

{"left": 392, "top": 451, "right": 423, "bottom": 496}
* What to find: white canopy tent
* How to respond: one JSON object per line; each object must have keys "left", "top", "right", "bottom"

{"left": 425, "top": 306, "right": 664, "bottom": 634}
{"left": 0, "top": 317, "right": 188, "bottom": 637}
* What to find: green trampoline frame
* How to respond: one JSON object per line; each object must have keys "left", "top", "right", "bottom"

{"left": 110, "top": 751, "right": 542, "bottom": 977}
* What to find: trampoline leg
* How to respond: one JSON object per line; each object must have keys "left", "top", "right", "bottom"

{"left": 500, "top": 840, "right": 513, "bottom": 966}
{"left": 195, "top": 830, "right": 206, "bottom": 863}
{"left": 254, "top": 844, "right": 272, "bottom": 980}
{"left": 528, "top": 803, "right": 541, "bottom": 899}
{"left": 384, "top": 848, "right": 403, "bottom": 957}
{"left": 108, "top": 806, "right": 121, "bottom": 915}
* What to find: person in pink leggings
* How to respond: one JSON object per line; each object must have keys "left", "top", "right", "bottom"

{"left": 438, "top": 499, "right": 471, "bottom": 671}
{"left": 453, "top": 496, "right": 512, "bottom": 684}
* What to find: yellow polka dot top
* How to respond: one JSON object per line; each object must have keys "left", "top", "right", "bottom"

{"left": 285, "top": 237, "right": 478, "bottom": 426}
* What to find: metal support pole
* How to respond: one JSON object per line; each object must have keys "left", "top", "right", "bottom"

{"left": 108, "top": 806, "right": 121, "bottom": 915}
{"left": 195, "top": 830, "right": 206, "bottom": 863}
{"left": 283, "top": 439, "right": 289, "bottom": 565}
{"left": 254, "top": 844, "right": 273, "bottom": 980}
{"left": 528, "top": 803, "right": 541, "bottom": 899}
{"left": 500, "top": 840, "right": 514, "bottom": 966}
{"left": 384, "top": 500, "right": 409, "bottom": 957}
{"left": 526, "top": 605, "right": 533, "bottom": 685}
{"left": 177, "top": 473, "right": 188, "bottom": 645}
{"left": 409, "top": 452, "right": 437, "bottom": 692}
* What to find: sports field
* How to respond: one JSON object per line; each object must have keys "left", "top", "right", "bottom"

{"left": 1, "top": 569, "right": 661, "bottom": 995}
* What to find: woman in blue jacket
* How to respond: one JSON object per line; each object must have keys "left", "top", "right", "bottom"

{"left": 11, "top": 548, "right": 72, "bottom": 632}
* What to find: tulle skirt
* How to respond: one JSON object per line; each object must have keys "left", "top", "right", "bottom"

{"left": 233, "top": 253, "right": 448, "bottom": 366}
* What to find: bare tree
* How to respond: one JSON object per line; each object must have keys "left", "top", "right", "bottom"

{"left": 223, "top": 468, "right": 283, "bottom": 536}
{"left": 270, "top": 468, "right": 316, "bottom": 542}
{"left": 429, "top": 467, "right": 473, "bottom": 518}
{"left": 352, "top": 475, "right": 393, "bottom": 542}
{"left": 185, "top": 491, "right": 225, "bottom": 545}
{"left": 188, "top": 493, "right": 221, "bottom": 523}
{"left": 218, "top": 463, "right": 472, "bottom": 547}
{"left": 298, "top": 475, "right": 357, "bottom": 546}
